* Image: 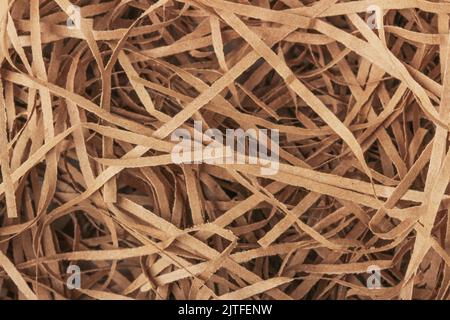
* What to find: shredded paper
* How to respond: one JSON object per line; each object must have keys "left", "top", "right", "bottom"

{"left": 0, "top": 0, "right": 450, "bottom": 300}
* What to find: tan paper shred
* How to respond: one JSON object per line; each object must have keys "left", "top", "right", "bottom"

{"left": 1, "top": 0, "right": 450, "bottom": 300}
